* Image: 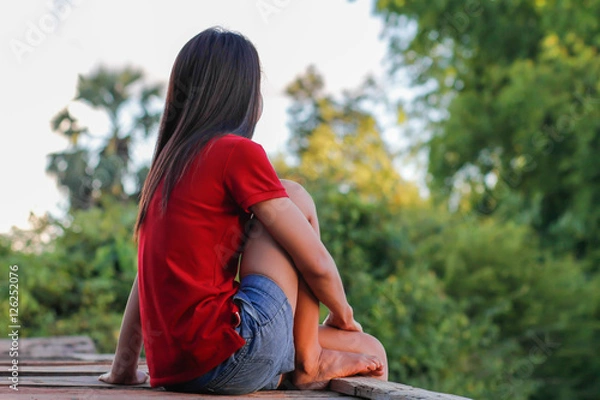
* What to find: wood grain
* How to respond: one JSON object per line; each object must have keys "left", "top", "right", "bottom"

{"left": 330, "top": 377, "right": 473, "bottom": 400}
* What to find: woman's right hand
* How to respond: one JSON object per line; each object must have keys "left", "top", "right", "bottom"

{"left": 323, "top": 310, "right": 363, "bottom": 332}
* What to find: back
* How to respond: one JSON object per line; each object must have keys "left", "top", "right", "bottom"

{"left": 137, "top": 134, "right": 288, "bottom": 387}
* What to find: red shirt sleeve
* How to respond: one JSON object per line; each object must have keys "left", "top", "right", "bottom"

{"left": 223, "top": 138, "right": 288, "bottom": 212}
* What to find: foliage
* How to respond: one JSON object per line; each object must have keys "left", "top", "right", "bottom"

{"left": 374, "top": 0, "right": 600, "bottom": 271}
{"left": 276, "top": 65, "right": 597, "bottom": 399}
{"left": 0, "top": 198, "right": 138, "bottom": 352}
{"left": 1, "top": 7, "right": 598, "bottom": 398}
{"left": 373, "top": 1, "right": 600, "bottom": 398}
{"left": 281, "top": 65, "right": 421, "bottom": 209}
{"left": 47, "top": 66, "right": 162, "bottom": 210}
{"left": 1, "top": 66, "right": 161, "bottom": 352}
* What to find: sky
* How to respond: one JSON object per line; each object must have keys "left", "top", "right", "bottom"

{"left": 0, "top": 0, "right": 391, "bottom": 234}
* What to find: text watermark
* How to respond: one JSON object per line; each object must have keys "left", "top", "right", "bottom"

{"left": 7, "top": 264, "right": 20, "bottom": 391}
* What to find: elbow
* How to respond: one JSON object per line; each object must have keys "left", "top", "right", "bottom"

{"left": 299, "top": 248, "right": 336, "bottom": 283}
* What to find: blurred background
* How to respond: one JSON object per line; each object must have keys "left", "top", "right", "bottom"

{"left": 1, "top": 1, "right": 599, "bottom": 399}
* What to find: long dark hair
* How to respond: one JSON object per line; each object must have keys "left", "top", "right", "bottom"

{"left": 134, "top": 27, "right": 262, "bottom": 237}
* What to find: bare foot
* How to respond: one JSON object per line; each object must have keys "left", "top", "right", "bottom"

{"left": 293, "top": 349, "right": 383, "bottom": 390}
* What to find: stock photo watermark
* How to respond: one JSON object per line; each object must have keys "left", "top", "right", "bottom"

{"left": 9, "top": 0, "right": 84, "bottom": 64}
{"left": 499, "top": 334, "right": 561, "bottom": 399}
{"left": 7, "top": 264, "right": 20, "bottom": 391}
{"left": 476, "top": 88, "right": 599, "bottom": 215}
{"left": 442, "top": 0, "right": 484, "bottom": 35}
{"left": 256, "top": 0, "right": 293, "bottom": 24}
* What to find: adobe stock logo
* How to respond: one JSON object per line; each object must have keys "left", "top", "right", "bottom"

{"left": 9, "top": 0, "right": 84, "bottom": 64}
{"left": 256, "top": 0, "right": 292, "bottom": 24}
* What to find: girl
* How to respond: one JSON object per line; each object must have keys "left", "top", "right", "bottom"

{"left": 99, "top": 27, "right": 388, "bottom": 394}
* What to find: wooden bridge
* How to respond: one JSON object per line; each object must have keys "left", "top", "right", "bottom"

{"left": 0, "top": 336, "right": 472, "bottom": 400}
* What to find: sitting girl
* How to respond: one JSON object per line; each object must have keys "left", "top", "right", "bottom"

{"left": 100, "top": 26, "right": 388, "bottom": 394}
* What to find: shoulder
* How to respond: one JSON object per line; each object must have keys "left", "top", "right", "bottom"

{"left": 218, "top": 134, "right": 268, "bottom": 159}
{"left": 204, "top": 134, "right": 265, "bottom": 161}
{"left": 217, "top": 134, "right": 262, "bottom": 149}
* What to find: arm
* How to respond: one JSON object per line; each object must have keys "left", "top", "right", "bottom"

{"left": 99, "top": 273, "right": 148, "bottom": 385}
{"left": 250, "top": 196, "right": 359, "bottom": 331}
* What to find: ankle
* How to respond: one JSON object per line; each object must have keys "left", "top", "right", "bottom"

{"left": 295, "top": 349, "right": 322, "bottom": 375}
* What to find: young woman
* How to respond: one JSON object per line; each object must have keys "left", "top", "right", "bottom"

{"left": 99, "top": 27, "right": 388, "bottom": 394}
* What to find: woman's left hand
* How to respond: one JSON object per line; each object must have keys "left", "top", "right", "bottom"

{"left": 98, "top": 369, "right": 149, "bottom": 385}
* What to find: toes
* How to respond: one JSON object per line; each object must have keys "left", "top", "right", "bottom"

{"left": 368, "top": 356, "right": 382, "bottom": 370}
{"left": 360, "top": 356, "right": 384, "bottom": 376}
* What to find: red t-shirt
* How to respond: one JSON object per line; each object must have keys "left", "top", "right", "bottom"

{"left": 138, "top": 134, "right": 288, "bottom": 387}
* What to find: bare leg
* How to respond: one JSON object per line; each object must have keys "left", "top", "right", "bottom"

{"left": 240, "top": 180, "right": 387, "bottom": 389}
{"left": 318, "top": 326, "right": 388, "bottom": 381}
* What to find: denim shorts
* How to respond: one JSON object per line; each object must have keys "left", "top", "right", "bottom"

{"left": 165, "top": 274, "right": 295, "bottom": 395}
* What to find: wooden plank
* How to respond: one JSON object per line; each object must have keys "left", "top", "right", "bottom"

{"left": 330, "top": 377, "right": 473, "bottom": 400}
{"left": 0, "top": 375, "right": 151, "bottom": 388}
{"left": 0, "top": 360, "right": 472, "bottom": 400}
{"left": 67, "top": 352, "right": 117, "bottom": 362}
{"left": 0, "top": 375, "right": 357, "bottom": 399}
{"left": 0, "top": 387, "right": 357, "bottom": 399}
{"left": 0, "top": 386, "right": 356, "bottom": 399}
{"left": 0, "top": 388, "right": 177, "bottom": 400}
{"left": 0, "top": 336, "right": 96, "bottom": 360}
{"left": 1, "top": 364, "right": 148, "bottom": 376}
{"left": 0, "top": 359, "right": 118, "bottom": 366}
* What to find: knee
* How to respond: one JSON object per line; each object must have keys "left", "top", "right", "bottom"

{"left": 280, "top": 179, "right": 316, "bottom": 217}
{"left": 280, "top": 179, "right": 307, "bottom": 199}
{"left": 360, "top": 332, "right": 388, "bottom": 364}
{"left": 372, "top": 335, "right": 388, "bottom": 363}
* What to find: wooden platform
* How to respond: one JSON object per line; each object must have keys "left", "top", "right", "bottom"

{"left": 0, "top": 359, "right": 472, "bottom": 400}
{"left": 0, "top": 338, "right": 471, "bottom": 399}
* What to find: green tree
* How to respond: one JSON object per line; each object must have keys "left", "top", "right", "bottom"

{"left": 48, "top": 66, "right": 162, "bottom": 210}
{"left": 1, "top": 66, "right": 162, "bottom": 352}
{"left": 0, "top": 201, "right": 139, "bottom": 352}
{"left": 277, "top": 66, "right": 422, "bottom": 285}
{"left": 281, "top": 66, "right": 420, "bottom": 209}
{"left": 277, "top": 59, "right": 598, "bottom": 398}
{"left": 373, "top": 1, "right": 600, "bottom": 398}
{"left": 374, "top": 0, "right": 600, "bottom": 270}
{"left": 277, "top": 67, "right": 504, "bottom": 398}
